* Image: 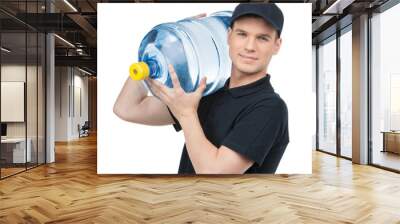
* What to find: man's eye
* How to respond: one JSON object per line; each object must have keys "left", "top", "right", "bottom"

{"left": 258, "top": 37, "right": 268, "bottom": 41}
{"left": 237, "top": 33, "right": 246, "bottom": 36}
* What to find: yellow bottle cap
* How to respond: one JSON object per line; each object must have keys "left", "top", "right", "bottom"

{"left": 129, "top": 62, "right": 150, "bottom": 80}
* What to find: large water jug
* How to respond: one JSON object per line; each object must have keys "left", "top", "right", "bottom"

{"left": 129, "top": 11, "right": 232, "bottom": 96}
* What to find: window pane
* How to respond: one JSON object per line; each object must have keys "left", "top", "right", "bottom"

{"left": 318, "top": 37, "right": 337, "bottom": 154}
{"left": 340, "top": 29, "right": 352, "bottom": 158}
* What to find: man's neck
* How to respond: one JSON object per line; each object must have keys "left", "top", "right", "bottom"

{"left": 229, "top": 68, "right": 267, "bottom": 89}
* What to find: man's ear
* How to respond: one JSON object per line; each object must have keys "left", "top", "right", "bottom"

{"left": 273, "top": 38, "right": 282, "bottom": 55}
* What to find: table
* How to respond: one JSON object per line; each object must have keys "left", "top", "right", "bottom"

{"left": 1, "top": 138, "right": 32, "bottom": 163}
{"left": 381, "top": 131, "right": 400, "bottom": 154}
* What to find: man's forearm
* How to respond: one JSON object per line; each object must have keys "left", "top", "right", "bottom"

{"left": 114, "top": 77, "right": 148, "bottom": 119}
{"left": 116, "top": 77, "right": 148, "bottom": 106}
{"left": 179, "top": 114, "right": 220, "bottom": 174}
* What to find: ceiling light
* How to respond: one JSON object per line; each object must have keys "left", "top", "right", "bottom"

{"left": 323, "top": 0, "right": 355, "bottom": 15}
{"left": 54, "top": 34, "right": 75, "bottom": 48}
{"left": 78, "top": 67, "right": 93, "bottom": 76}
{"left": 63, "top": 0, "right": 78, "bottom": 12}
{"left": 1, "top": 47, "right": 11, "bottom": 53}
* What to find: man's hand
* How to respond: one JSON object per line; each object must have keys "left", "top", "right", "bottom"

{"left": 147, "top": 64, "right": 207, "bottom": 122}
{"left": 188, "top": 13, "right": 207, "bottom": 19}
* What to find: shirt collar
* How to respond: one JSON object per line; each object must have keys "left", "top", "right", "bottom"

{"left": 222, "top": 74, "right": 274, "bottom": 98}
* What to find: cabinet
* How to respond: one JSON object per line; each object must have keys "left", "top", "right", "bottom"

{"left": 382, "top": 131, "right": 400, "bottom": 154}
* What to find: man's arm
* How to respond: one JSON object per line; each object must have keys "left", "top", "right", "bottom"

{"left": 179, "top": 114, "right": 254, "bottom": 174}
{"left": 113, "top": 77, "right": 174, "bottom": 126}
{"left": 147, "top": 65, "right": 254, "bottom": 174}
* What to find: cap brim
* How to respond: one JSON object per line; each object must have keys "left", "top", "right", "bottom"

{"left": 230, "top": 12, "right": 281, "bottom": 35}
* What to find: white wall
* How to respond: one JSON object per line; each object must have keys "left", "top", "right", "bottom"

{"left": 55, "top": 67, "right": 68, "bottom": 141}
{"left": 55, "top": 66, "right": 89, "bottom": 141}
{"left": 73, "top": 73, "right": 89, "bottom": 136}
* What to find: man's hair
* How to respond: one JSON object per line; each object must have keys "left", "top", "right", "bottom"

{"left": 230, "top": 14, "right": 281, "bottom": 39}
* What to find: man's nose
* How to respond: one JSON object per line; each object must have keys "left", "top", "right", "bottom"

{"left": 244, "top": 37, "right": 256, "bottom": 52}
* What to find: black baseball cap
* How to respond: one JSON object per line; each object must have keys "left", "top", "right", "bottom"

{"left": 230, "top": 3, "right": 284, "bottom": 37}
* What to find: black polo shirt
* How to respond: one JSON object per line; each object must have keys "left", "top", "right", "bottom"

{"left": 169, "top": 74, "right": 289, "bottom": 174}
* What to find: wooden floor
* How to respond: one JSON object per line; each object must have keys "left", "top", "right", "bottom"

{"left": 1, "top": 162, "right": 45, "bottom": 178}
{"left": 1, "top": 134, "right": 400, "bottom": 223}
{"left": 372, "top": 150, "right": 400, "bottom": 171}
{"left": 0, "top": 167, "right": 26, "bottom": 178}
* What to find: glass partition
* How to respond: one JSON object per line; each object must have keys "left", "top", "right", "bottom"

{"left": 0, "top": 1, "right": 46, "bottom": 179}
{"left": 1, "top": 31, "right": 28, "bottom": 177}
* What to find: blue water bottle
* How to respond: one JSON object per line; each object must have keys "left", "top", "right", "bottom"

{"left": 129, "top": 11, "right": 232, "bottom": 96}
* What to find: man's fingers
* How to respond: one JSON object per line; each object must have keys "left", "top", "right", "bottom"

{"left": 152, "top": 79, "right": 170, "bottom": 93}
{"left": 147, "top": 80, "right": 161, "bottom": 96}
{"left": 195, "top": 77, "right": 207, "bottom": 95}
{"left": 148, "top": 80, "right": 169, "bottom": 102}
{"left": 148, "top": 79, "right": 170, "bottom": 98}
{"left": 168, "top": 64, "right": 182, "bottom": 89}
{"left": 191, "top": 13, "right": 207, "bottom": 19}
{"left": 185, "top": 13, "right": 207, "bottom": 20}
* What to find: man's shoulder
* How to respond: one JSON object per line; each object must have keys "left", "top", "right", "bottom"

{"left": 198, "top": 88, "right": 223, "bottom": 105}
{"left": 243, "top": 92, "right": 288, "bottom": 122}
{"left": 253, "top": 90, "right": 287, "bottom": 108}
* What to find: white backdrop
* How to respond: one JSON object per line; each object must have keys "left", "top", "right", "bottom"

{"left": 98, "top": 3, "right": 312, "bottom": 174}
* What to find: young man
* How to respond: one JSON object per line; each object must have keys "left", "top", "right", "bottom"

{"left": 113, "top": 3, "right": 289, "bottom": 174}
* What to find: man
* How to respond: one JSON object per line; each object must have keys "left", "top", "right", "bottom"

{"left": 113, "top": 3, "right": 289, "bottom": 174}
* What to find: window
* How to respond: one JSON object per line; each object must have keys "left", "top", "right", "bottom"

{"left": 371, "top": 3, "right": 400, "bottom": 171}
{"left": 318, "top": 36, "right": 337, "bottom": 155}
{"left": 339, "top": 28, "right": 352, "bottom": 158}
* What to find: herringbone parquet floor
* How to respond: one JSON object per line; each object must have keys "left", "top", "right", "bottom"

{"left": 1, "top": 134, "right": 400, "bottom": 223}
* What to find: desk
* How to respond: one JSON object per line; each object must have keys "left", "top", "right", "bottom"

{"left": 381, "top": 131, "right": 400, "bottom": 154}
{"left": 1, "top": 138, "right": 31, "bottom": 163}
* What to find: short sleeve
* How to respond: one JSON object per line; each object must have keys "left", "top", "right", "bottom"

{"left": 167, "top": 107, "right": 181, "bottom": 132}
{"left": 221, "top": 100, "right": 287, "bottom": 166}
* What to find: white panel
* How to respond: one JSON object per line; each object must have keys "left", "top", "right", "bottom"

{"left": 1, "top": 82, "right": 25, "bottom": 122}
{"left": 74, "top": 86, "right": 81, "bottom": 137}
{"left": 98, "top": 3, "right": 312, "bottom": 174}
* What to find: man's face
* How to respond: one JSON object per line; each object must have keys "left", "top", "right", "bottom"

{"left": 227, "top": 16, "right": 282, "bottom": 75}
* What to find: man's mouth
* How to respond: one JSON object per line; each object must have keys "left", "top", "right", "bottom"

{"left": 239, "top": 53, "right": 258, "bottom": 61}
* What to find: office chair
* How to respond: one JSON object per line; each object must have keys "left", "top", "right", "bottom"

{"left": 79, "top": 121, "right": 90, "bottom": 138}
